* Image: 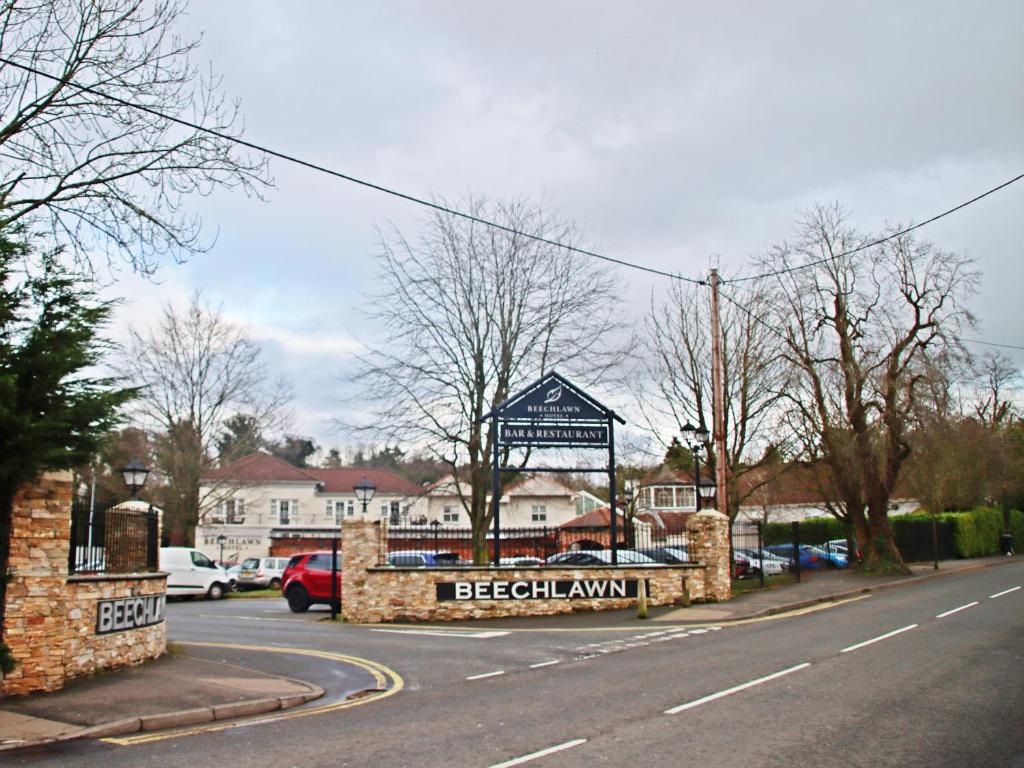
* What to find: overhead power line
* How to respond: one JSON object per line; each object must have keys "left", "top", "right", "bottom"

{"left": 726, "top": 171, "right": 1024, "bottom": 284}
{"left": 0, "top": 56, "right": 705, "bottom": 285}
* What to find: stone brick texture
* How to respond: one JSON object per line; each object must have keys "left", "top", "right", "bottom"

{"left": 1, "top": 473, "right": 167, "bottom": 698}
{"left": 341, "top": 514, "right": 732, "bottom": 624}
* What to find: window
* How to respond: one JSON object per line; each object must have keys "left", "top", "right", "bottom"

{"left": 389, "top": 501, "right": 401, "bottom": 525}
{"left": 306, "top": 553, "right": 342, "bottom": 571}
{"left": 380, "top": 502, "right": 389, "bottom": 519}
{"left": 675, "top": 486, "right": 696, "bottom": 510}
{"left": 654, "top": 487, "right": 674, "bottom": 508}
{"left": 326, "top": 500, "right": 351, "bottom": 525}
{"left": 273, "top": 499, "right": 297, "bottom": 525}
{"left": 191, "top": 551, "right": 215, "bottom": 569}
{"left": 347, "top": 501, "right": 355, "bottom": 517}
{"left": 224, "top": 498, "right": 245, "bottom": 525}
{"left": 531, "top": 504, "right": 547, "bottom": 522}
{"left": 443, "top": 506, "right": 459, "bottom": 524}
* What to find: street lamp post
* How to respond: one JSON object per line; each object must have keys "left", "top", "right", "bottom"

{"left": 680, "top": 422, "right": 710, "bottom": 512}
{"left": 345, "top": 477, "right": 377, "bottom": 623}
{"left": 623, "top": 480, "right": 636, "bottom": 547}
{"left": 217, "top": 534, "right": 227, "bottom": 565}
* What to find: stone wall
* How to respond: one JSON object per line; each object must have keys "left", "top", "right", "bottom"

{"left": 340, "top": 517, "right": 731, "bottom": 624}
{"left": 1, "top": 473, "right": 167, "bottom": 698}
{"left": 64, "top": 574, "right": 167, "bottom": 681}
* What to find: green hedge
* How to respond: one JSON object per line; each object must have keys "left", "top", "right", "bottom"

{"left": 760, "top": 507, "right": 1023, "bottom": 560}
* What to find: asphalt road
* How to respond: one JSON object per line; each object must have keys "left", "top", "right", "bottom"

{"left": 7, "top": 561, "right": 1023, "bottom": 768}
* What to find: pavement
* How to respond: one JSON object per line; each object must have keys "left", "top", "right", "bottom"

{"left": 0, "top": 554, "right": 1014, "bottom": 752}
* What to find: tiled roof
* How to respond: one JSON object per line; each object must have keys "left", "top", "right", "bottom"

{"left": 635, "top": 510, "right": 692, "bottom": 535}
{"left": 202, "top": 453, "right": 320, "bottom": 484}
{"left": 307, "top": 468, "right": 422, "bottom": 497}
{"left": 202, "top": 453, "right": 422, "bottom": 496}
{"left": 559, "top": 506, "right": 626, "bottom": 528}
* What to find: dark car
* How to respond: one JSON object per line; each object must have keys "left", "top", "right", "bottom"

{"left": 281, "top": 551, "right": 343, "bottom": 613}
{"left": 636, "top": 546, "right": 689, "bottom": 564}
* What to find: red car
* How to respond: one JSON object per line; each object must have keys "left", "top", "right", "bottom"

{"left": 281, "top": 551, "right": 342, "bottom": 613}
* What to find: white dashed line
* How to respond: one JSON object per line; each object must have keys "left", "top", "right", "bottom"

{"left": 466, "top": 670, "right": 505, "bottom": 680}
{"left": 990, "top": 586, "right": 1021, "bottom": 599}
{"left": 840, "top": 624, "right": 918, "bottom": 654}
{"left": 488, "top": 739, "right": 587, "bottom": 767}
{"left": 529, "top": 660, "right": 560, "bottom": 669}
{"left": 936, "top": 601, "right": 979, "bottom": 618}
{"left": 689, "top": 628, "right": 708, "bottom": 635}
{"left": 665, "top": 663, "right": 812, "bottom": 714}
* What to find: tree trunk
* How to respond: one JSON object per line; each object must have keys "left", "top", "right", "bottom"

{"left": 862, "top": 502, "right": 908, "bottom": 573}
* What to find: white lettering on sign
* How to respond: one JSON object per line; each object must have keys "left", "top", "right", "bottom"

{"left": 95, "top": 594, "right": 166, "bottom": 635}
{"left": 436, "top": 580, "right": 639, "bottom": 602}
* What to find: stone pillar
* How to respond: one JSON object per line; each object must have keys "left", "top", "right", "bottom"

{"left": 341, "top": 518, "right": 384, "bottom": 623}
{"left": 686, "top": 510, "right": 732, "bottom": 602}
{"left": 2, "top": 472, "right": 73, "bottom": 696}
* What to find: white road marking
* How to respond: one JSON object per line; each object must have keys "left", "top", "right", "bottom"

{"left": 665, "top": 663, "right": 812, "bottom": 714}
{"left": 371, "top": 629, "right": 510, "bottom": 639}
{"left": 488, "top": 738, "right": 587, "bottom": 768}
{"left": 199, "top": 614, "right": 306, "bottom": 623}
{"left": 989, "top": 586, "right": 1021, "bottom": 599}
{"left": 466, "top": 670, "right": 505, "bottom": 680}
{"left": 936, "top": 601, "right": 979, "bottom": 618}
{"left": 840, "top": 624, "right": 918, "bottom": 654}
{"left": 689, "top": 628, "right": 708, "bottom": 634}
{"left": 529, "top": 660, "right": 560, "bottom": 669}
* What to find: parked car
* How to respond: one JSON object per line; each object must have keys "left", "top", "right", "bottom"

{"left": 386, "top": 551, "right": 463, "bottom": 567}
{"left": 734, "top": 548, "right": 789, "bottom": 576}
{"left": 160, "top": 547, "right": 232, "bottom": 599}
{"left": 281, "top": 551, "right": 343, "bottom": 613}
{"left": 499, "top": 556, "right": 545, "bottom": 567}
{"left": 733, "top": 554, "right": 751, "bottom": 578}
{"left": 764, "top": 543, "right": 831, "bottom": 570}
{"left": 824, "top": 538, "right": 862, "bottom": 562}
{"left": 544, "top": 549, "right": 657, "bottom": 566}
{"left": 636, "top": 546, "right": 689, "bottom": 564}
{"left": 235, "top": 556, "right": 289, "bottom": 590}
{"left": 807, "top": 545, "right": 849, "bottom": 568}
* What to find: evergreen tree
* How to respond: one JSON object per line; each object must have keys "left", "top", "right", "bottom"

{"left": 0, "top": 227, "right": 135, "bottom": 672}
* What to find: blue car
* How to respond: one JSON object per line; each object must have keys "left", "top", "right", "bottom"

{"left": 764, "top": 543, "right": 832, "bottom": 570}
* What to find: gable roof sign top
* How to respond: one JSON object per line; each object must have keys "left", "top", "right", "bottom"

{"left": 481, "top": 371, "right": 625, "bottom": 424}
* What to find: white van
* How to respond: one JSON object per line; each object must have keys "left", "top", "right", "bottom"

{"left": 160, "top": 547, "right": 231, "bottom": 599}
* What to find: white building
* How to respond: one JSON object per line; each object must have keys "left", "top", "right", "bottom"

{"left": 409, "top": 474, "right": 580, "bottom": 528}
{"left": 196, "top": 453, "right": 423, "bottom": 562}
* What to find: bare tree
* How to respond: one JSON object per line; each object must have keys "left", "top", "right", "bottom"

{"left": 635, "top": 278, "right": 788, "bottom": 523}
{"left": 974, "top": 352, "right": 1020, "bottom": 428}
{"left": 761, "top": 204, "right": 978, "bottom": 571}
{"left": 0, "top": 0, "right": 270, "bottom": 274}
{"left": 120, "top": 292, "right": 291, "bottom": 543}
{"left": 353, "top": 197, "right": 623, "bottom": 562}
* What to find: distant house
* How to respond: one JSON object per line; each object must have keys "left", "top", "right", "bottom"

{"left": 196, "top": 453, "right": 422, "bottom": 561}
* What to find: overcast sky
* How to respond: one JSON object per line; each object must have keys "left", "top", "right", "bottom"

{"left": 107, "top": 1, "right": 1024, "bottom": 456}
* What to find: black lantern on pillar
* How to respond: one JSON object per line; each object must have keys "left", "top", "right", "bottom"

{"left": 120, "top": 458, "right": 150, "bottom": 500}
{"left": 353, "top": 476, "right": 376, "bottom": 517}
{"left": 680, "top": 422, "right": 710, "bottom": 512}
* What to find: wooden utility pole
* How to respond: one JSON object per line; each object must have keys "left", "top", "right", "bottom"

{"left": 709, "top": 269, "right": 729, "bottom": 516}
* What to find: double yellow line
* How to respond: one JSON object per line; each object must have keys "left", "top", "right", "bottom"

{"left": 106, "top": 642, "right": 404, "bottom": 746}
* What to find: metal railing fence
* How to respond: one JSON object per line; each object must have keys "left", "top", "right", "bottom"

{"left": 382, "top": 522, "right": 690, "bottom": 566}
{"left": 68, "top": 501, "right": 159, "bottom": 575}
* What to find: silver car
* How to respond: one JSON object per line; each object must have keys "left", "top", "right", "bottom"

{"left": 235, "top": 557, "right": 289, "bottom": 590}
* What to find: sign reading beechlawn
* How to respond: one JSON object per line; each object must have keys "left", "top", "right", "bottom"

{"left": 95, "top": 594, "right": 166, "bottom": 635}
{"left": 437, "top": 578, "right": 648, "bottom": 601}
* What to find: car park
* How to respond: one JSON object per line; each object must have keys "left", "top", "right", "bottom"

{"left": 636, "top": 546, "right": 689, "bottom": 564}
{"left": 281, "top": 551, "right": 343, "bottom": 613}
{"left": 160, "top": 547, "right": 232, "bottom": 599}
{"left": 235, "top": 556, "right": 289, "bottom": 590}
{"left": 386, "top": 550, "right": 464, "bottom": 567}
{"left": 764, "top": 543, "right": 833, "bottom": 570}
{"left": 544, "top": 549, "right": 657, "bottom": 566}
